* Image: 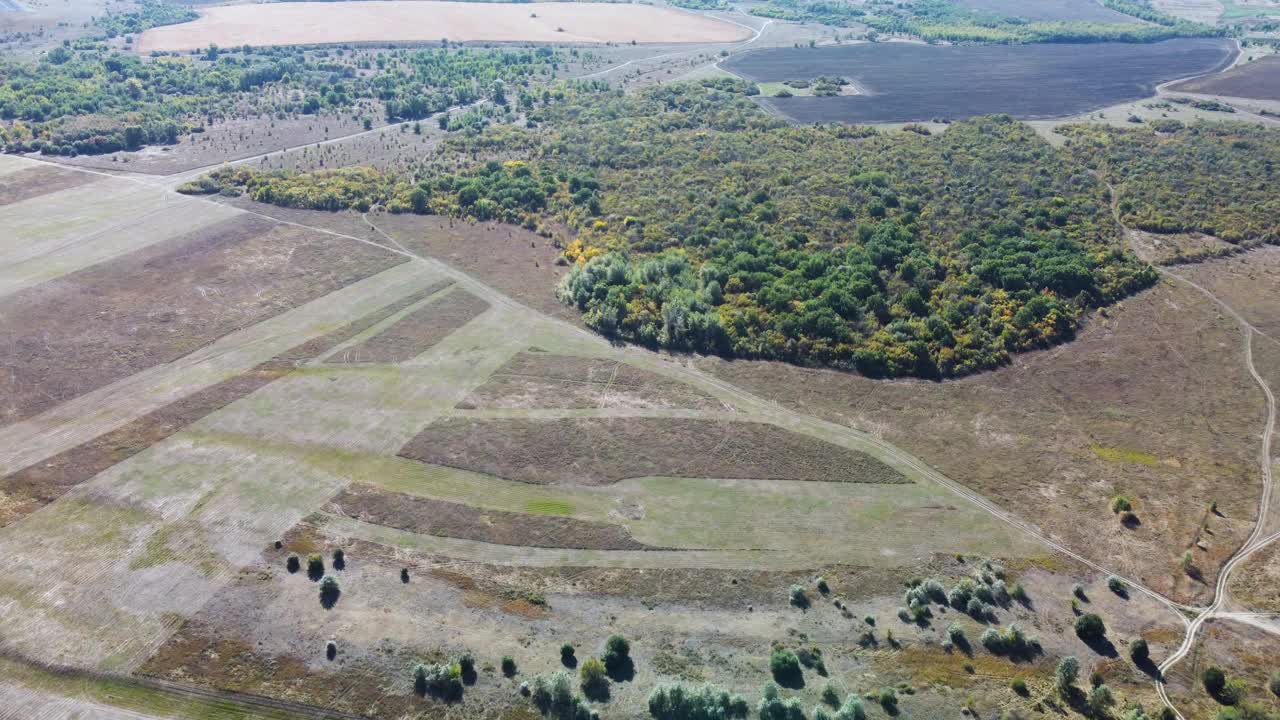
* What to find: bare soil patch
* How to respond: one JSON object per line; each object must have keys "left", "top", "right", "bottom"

{"left": 461, "top": 351, "right": 730, "bottom": 411}
{"left": 398, "top": 416, "right": 909, "bottom": 486}
{"left": 0, "top": 165, "right": 98, "bottom": 206}
{"left": 1228, "top": 541, "right": 1280, "bottom": 611}
{"left": 221, "top": 201, "right": 575, "bottom": 324}
{"left": 136, "top": 1, "right": 751, "bottom": 53}
{"left": 703, "top": 279, "right": 1264, "bottom": 604}
{"left": 1128, "top": 228, "right": 1242, "bottom": 265}
{"left": 0, "top": 282, "right": 440, "bottom": 528}
{"left": 326, "top": 483, "right": 657, "bottom": 551}
{"left": 1169, "top": 54, "right": 1280, "bottom": 100}
{"left": 1176, "top": 245, "right": 1280, "bottom": 337}
{"left": 0, "top": 214, "right": 402, "bottom": 427}
{"left": 325, "top": 288, "right": 488, "bottom": 364}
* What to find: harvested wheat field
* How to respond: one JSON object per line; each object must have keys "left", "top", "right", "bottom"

{"left": 136, "top": 1, "right": 752, "bottom": 52}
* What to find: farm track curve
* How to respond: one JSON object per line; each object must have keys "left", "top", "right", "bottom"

{"left": 1103, "top": 180, "right": 1279, "bottom": 719}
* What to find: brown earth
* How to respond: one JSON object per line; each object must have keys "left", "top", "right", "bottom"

{"left": 398, "top": 416, "right": 909, "bottom": 486}
{"left": 460, "top": 351, "right": 730, "bottom": 411}
{"left": 0, "top": 164, "right": 99, "bottom": 206}
{"left": 325, "top": 483, "right": 658, "bottom": 551}
{"left": 136, "top": 2, "right": 752, "bottom": 53}
{"left": 325, "top": 288, "right": 488, "bottom": 364}
{"left": 0, "top": 214, "right": 402, "bottom": 427}
{"left": 220, "top": 201, "right": 575, "bottom": 324}
{"left": 0, "top": 282, "right": 446, "bottom": 528}
{"left": 1175, "top": 245, "right": 1280, "bottom": 337}
{"left": 1169, "top": 55, "right": 1280, "bottom": 101}
{"left": 1227, "top": 541, "right": 1280, "bottom": 611}
{"left": 702, "top": 278, "right": 1264, "bottom": 605}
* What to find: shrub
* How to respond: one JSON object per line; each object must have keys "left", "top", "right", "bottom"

{"left": 757, "top": 683, "right": 805, "bottom": 720}
{"left": 878, "top": 688, "right": 897, "bottom": 712}
{"left": 770, "top": 648, "right": 803, "bottom": 687}
{"left": 821, "top": 682, "right": 840, "bottom": 708}
{"left": 1089, "top": 684, "right": 1115, "bottom": 715}
{"left": 834, "top": 695, "right": 865, "bottom": 720}
{"left": 603, "top": 635, "right": 632, "bottom": 678}
{"left": 1075, "top": 613, "right": 1107, "bottom": 643}
{"left": 981, "top": 628, "right": 1004, "bottom": 653}
{"left": 1073, "top": 583, "right": 1087, "bottom": 600}
{"left": 414, "top": 662, "right": 462, "bottom": 700}
{"left": 1010, "top": 582, "right": 1029, "bottom": 603}
{"left": 286, "top": 553, "right": 300, "bottom": 573}
{"left": 325, "top": 639, "right": 337, "bottom": 660}
{"left": 816, "top": 577, "right": 829, "bottom": 594}
{"left": 790, "top": 584, "right": 809, "bottom": 608}
{"left": 1107, "top": 575, "right": 1127, "bottom": 596}
{"left": 502, "top": 656, "right": 517, "bottom": 676}
{"left": 1056, "top": 656, "right": 1080, "bottom": 692}
{"left": 1204, "top": 667, "right": 1227, "bottom": 697}
{"left": 948, "top": 623, "right": 967, "bottom": 645}
{"left": 580, "top": 657, "right": 608, "bottom": 698}
{"left": 332, "top": 547, "right": 345, "bottom": 570}
{"left": 458, "top": 652, "right": 475, "bottom": 674}
{"left": 306, "top": 553, "right": 324, "bottom": 580}
{"left": 1270, "top": 672, "right": 1280, "bottom": 697}
{"left": 1010, "top": 677, "right": 1028, "bottom": 695}
{"left": 1130, "top": 638, "right": 1150, "bottom": 664}
{"left": 561, "top": 643, "right": 576, "bottom": 666}
{"left": 647, "top": 682, "right": 749, "bottom": 720}
{"left": 400, "top": 568, "right": 409, "bottom": 583}
{"left": 1111, "top": 495, "right": 1133, "bottom": 513}
{"left": 319, "top": 575, "right": 340, "bottom": 607}
{"left": 530, "top": 671, "right": 592, "bottom": 720}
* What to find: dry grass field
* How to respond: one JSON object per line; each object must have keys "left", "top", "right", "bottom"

{"left": 136, "top": 1, "right": 752, "bottom": 53}
{"left": 704, "top": 277, "right": 1265, "bottom": 606}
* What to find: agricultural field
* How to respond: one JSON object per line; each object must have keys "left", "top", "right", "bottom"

{"left": 1168, "top": 53, "right": 1280, "bottom": 99}
{"left": 3, "top": 0, "right": 1280, "bottom": 719}
{"left": 723, "top": 38, "right": 1237, "bottom": 122}
{"left": 135, "top": 1, "right": 754, "bottom": 52}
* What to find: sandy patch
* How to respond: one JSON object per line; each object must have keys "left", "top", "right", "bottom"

{"left": 136, "top": 1, "right": 751, "bottom": 52}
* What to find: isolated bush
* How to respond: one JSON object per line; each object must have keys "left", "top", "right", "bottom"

{"left": 948, "top": 623, "right": 967, "bottom": 645}
{"left": 816, "top": 577, "right": 829, "bottom": 594}
{"left": 306, "top": 554, "right": 324, "bottom": 580}
{"left": 1075, "top": 613, "right": 1107, "bottom": 643}
{"left": 561, "top": 643, "right": 576, "bottom": 666}
{"left": 1111, "top": 495, "right": 1133, "bottom": 513}
{"left": 770, "top": 648, "right": 803, "bottom": 687}
{"left": 319, "top": 575, "right": 340, "bottom": 607}
{"left": 1010, "top": 677, "right": 1028, "bottom": 695}
{"left": 325, "top": 639, "right": 337, "bottom": 660}
{"left": 1010, "top": 582, "right": 1029, "bottom": 604}
{"left": 1108, "top": 575, "right": 1127, "bottom": 596}
{"left": 332, "top": 547, "right": 345, "bottom": 570}
{"left": 580, "top": 657, "right": 608, "bottom": 698}
{"left": 1056, "top": 656, "right": 1080, "bottom": 693}
{"left": 502, "top": 656, "right": 517, "bottom": 676}
{"left": 1130, "top": 639, "right": 1150, "bottom": 664}
{"left": 1072, "top": 583, "right": 1088, "bottom": 601}
{"left": 458, "top": 652, "right": 475, "bottom": 675}
{"left": 1270, "top": 672, "right": 1280, "bottom": 697}
{"left": 603, "top": 635, "right": 632, "bottom": 679}
{"left": 1204, "top": 667, "right": 1228, "bottom": 696}
{"left": 790, "top": 584, "right": 809, "bottom": 608}
{"left": 877, "top": 688, "right": 897, "bottom": 713}
{"left": 286, "top": 553, "right": 300, "bottom": 573}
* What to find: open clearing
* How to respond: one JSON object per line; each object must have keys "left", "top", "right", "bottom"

{"left": 135, "top": 1, "right": 752, "bottom": 52}
{"left": 725, "top": 38, "right": 1236, "bottom": 122}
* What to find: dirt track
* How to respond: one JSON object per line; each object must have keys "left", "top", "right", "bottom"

{"left": 136, "top": 1, "right": 751, "bottom": 52}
